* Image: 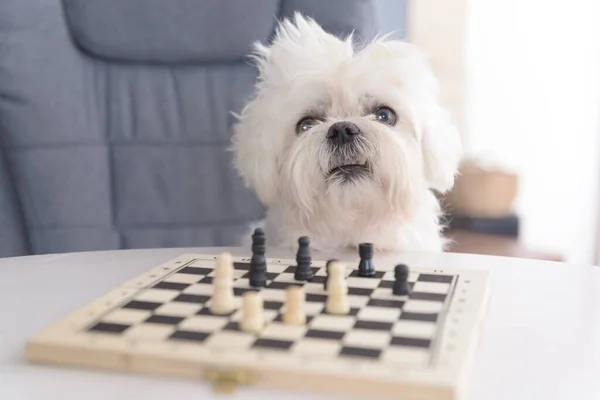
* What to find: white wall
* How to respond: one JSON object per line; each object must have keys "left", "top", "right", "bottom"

{"left": 465, "top": 0, "right": 600, "bottom": 264}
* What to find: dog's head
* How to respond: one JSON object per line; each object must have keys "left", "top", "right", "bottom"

{"left": 231, "top": 14, "right": 462, "bottom": 220}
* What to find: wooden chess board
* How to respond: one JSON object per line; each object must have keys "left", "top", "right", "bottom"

{"left": 25, "top": 253, "right": 491, "bottom": 400}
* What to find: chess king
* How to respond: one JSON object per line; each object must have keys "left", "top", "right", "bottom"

{"left": 231, "top": 14, "right": 462, "bottom": 253}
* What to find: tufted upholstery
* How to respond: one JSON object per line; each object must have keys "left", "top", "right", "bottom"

{"left": 0, "top": 0, "right": 379, "bottom": 257}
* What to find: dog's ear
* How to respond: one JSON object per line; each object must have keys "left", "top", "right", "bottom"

{"left": 230, "top": 117, "right": 278, "bottom": 207}
{"left": 420, "top": 105, "right": 463, "bottom": 193}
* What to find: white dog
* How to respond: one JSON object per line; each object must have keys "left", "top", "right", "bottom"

{"left": 231, "top": 13, "right": 462, "bottom": 253}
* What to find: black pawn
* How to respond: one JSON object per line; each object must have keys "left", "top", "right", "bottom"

{"left": 393, "top": 264, "right": 411, "bottom": 296}
{"left": 323, "top": 259, "right": 338, "bottom": 290}
{"left": 249, "top": 228, "right": 267, "bottom": 287}
{"left": 294, "top": 236, "right": 313, "bottom": 281}
{"left": 358, "top": 243, "right": 376, "bottom": 277}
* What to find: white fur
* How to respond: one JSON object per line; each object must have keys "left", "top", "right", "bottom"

{"left": 231, "top": 13, "right": 462, "bottom": 253}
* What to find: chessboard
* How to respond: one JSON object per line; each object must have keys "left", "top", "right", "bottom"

{"left": 25, "top": 238, "right": 490, "bottom": 400}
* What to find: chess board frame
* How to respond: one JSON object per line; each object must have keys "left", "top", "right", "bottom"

{"left": 25, "top": 253, "right": 491, "bottom": 400}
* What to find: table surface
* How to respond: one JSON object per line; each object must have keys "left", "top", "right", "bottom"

{"left": 1, "top": 246, "right": 599, "bottom": 400}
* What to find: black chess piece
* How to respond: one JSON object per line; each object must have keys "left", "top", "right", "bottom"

{"left": 323, "top": 258, "right": 338, "bottom": 290}
{"left": 249, "top": 227, "right": 267, "bottom": 287}
{"left": 393, "top": 264, "right": 411, "bottom": 295}
{"left": 294, "top": 236, "right": 313, "bottom": 281}
{"left": 358, "top": 243, "right": 376, "bottom": 277}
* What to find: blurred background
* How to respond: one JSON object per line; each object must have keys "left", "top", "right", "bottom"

{"left": 0, "top": 0, "right": 598, "bottom": 265}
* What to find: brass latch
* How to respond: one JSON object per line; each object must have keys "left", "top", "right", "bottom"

{"left": 205, "top": 368, "right": 258, "bottom": 394}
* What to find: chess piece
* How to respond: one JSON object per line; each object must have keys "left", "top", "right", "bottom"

{"left": 393, "top": 264, "right": 411, "bottom": 296}
{"left": 249, "top": 227, "right": 267, "bottom": 287}
{"left": 294, "top": 236, "right": 313, "bottom": 281}
{"left": 323, "top": 259, "right": 338, "bottom": 290}
{"left": 240, "top": 291, "right": 264, "bottom": 333}
{"left": 358, "top": 243, "right": 376, "bottom": 277}
{"left": 283, "top": 286, "right": 306, "bottom": 325}
{"left": 210, "top": 252, "right": 235, "bottom": 314}
{"left": 325, "top": 261, "right": 349, "bottom": 314}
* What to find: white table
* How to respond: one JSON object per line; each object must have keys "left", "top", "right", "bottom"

{"left": 1, "top": 247, "right": 599, "bottom": 400}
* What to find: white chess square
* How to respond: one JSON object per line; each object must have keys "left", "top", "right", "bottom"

{"left": 309, "top": 315, "right": 356, "bottom": 331}
{"left": 207, "top": 269, "right": 248, "bottom": 279}
{"left": 260, "top": 288, "right": 286, "bottom": 302}
{"left": 183, "top": 283, "right": 212, "bottom": 295}
{"left": 154, "top": 302, "right": 203, "bottom": 317}
{"left": 205, "top": 331, "right": 256, "bottom": 350}
{"left": 292, "top": 338, "right": 342, "bottom": 357}
{"left": 231, "top": 309, "right": 278, "bottom": 324}
{"left": 346, "top": 277, "right": 381, "bottom": 289}
{"left": 303, "top": 282, "right": 324, "bottom": 294}
{"left": 402, "top": 299, "right": 444, "bottom": 314}
{"left": 392, "top": 320, "right": 437, "bottom": 339}
{"left": 134, "top": 288, "right": 180, "bottom": 303}
{"left": 272, "top": 273, "right": 297, "bottom": 283}
{"left": 266, "top": 264, "right": 289, "bottom": 273}
{"left": 347, "top": 295, "right": 369, "bottom": 308}
{"left": 124, "top": 324, "right": 175, "bottom": 340}
{"left": 357, "top": 306, "right": 401, "bottom": 322}
{"left": 233, "top": 278, "right": 252, "bottom": 289}
{"left": 369, "top": 287, "right": 398, "bottom": 300}
{"left": 412, "top": 281, "right": 451, "bottom": 294}
{"left": 102, "top": 308, "right": 152, "bottom": 324}
{"left": 179, "top": 315, "right": 229, "bottom": 332}
{"left": 163, "top": 273, "right": 202, "bottom": 284}
{"left": 260, "top": 322, "right": 307, "bottom": 340}
{"left": 381, "top": 347, "right": 429, "bottom": 368}
{"left": 343, "top": 329, "right": 391, "bottom": 349}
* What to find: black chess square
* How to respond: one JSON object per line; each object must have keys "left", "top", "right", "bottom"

{"left": 196, "top": 307, "right": 234, "bottom": 317}
{"left": 233, "top": 262, "right": 250, "bottom": 270}
{"left": 347, "top": 287, "right": 374, "bottom": 296}
{"left": 173, "top": 294, "right": 210, "bottom": 304}
{"left": 283, "top": 266, "right": 320, "bottom": 274}
{"left": 305, "top": 329, "right": 345, "bottom": 340}
{"left": 378, "top": 281, "right": 393, "bottom": 289}
{"left": 367, "top": 299, "right": 405, "bottom": 308}
{"left": 152, "top": 281, "right": 191, "bottom": 291}
{"left": 272, "top": 314, "right": 314, "bottom": 324}
{"left": 233, "top": 287, "right": 256, "bottom": 296}
{"left": 88, "top": 322, "right": 129, "bottom": 333}
{"left": 198, "top": 276, "right": 213, "bottom": 284}
{"left": 252, "top": 338, "right": 294, "bottom": 350}
{"left": 354, "top": 320, "right": 394, "bottom": 331}
{"left": 170, "top": 330, "right": 210, "bottom": 342}
{"left": 122, "top": 300, "right": 162, "bottom": 311}
{"left": 223, "top": 322, "right": 239, "bottom": 331}
{"left": 309, "top": 275, "right": 326, "bottom": 284}
{"left": 390, "top": 336, "right": 432, "bottom": 348}
{"left": 322, "top": 307, "right": 359, "bottom": 316}
{"left": 178, "top": 266, "right": 212, "bottom": 275}
{"left": 417, "top": 274, "right": 454, "bottom": 284}
{"left": 240, "top": 272, "right": 279, "bottom": 281}
{"left": 145, "top": 315, "right": 185, "bottom": 325}
{"left": 264, "top": 301, "right": 283, "bottom": 310}
{"left": 306, "top": 294, "right": 328, "bottom": 303}
{"left": 267, "top": 281, "right": 302, "bottom": 290}
{"left": 349, "top": 270, "right": 385, "bottom": 279}
{"left": 410, "top": 292, "right": 447, "bottom": 302}
{"left": 399, "top": 312, "right": 438, "bottom": 322}
{"left": 340, "top": 346, "right": 381, "bottom": 359}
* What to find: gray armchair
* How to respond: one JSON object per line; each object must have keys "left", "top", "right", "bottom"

{"left": 0, "top": 0, "right": 379, "bottom": 257}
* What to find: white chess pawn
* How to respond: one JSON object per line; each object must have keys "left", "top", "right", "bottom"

{"left": 210, "top": 252, "right": 235, "bottom": 315}
{"left": 326, "top": 261, "right": 350, "bottom": 315}
{"left": 283, "top": 286, "right": 306, "bottom": 325}
{"left": 240, "top": 291, "right": 264, "bottom": 333}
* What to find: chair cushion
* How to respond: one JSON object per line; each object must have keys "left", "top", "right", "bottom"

{"left": 62, "top": 0, "right": 279, "bottom": 63}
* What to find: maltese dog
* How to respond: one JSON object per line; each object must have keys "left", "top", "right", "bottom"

{"left": 231, "top": 14, "right": 462, "bottom": 253}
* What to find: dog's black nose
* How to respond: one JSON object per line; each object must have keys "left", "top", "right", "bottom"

{"left": 326, "top": 121, "right": 360, "bottom": 145}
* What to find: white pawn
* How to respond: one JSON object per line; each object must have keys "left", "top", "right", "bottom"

{"left": 240, "top": 291, "right": 264, "bottom": 333}
{"left": 326, "top": 261, "right": 350, "bottom": 315}
{"left": 283, "top": 286, "right": 306, "bottom": 325}
{"left": 210, "top": 252, "right": 235, "bottom": 315}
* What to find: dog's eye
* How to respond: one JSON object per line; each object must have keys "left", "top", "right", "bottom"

{"left": 296, "top": 117, "right": 319, "bottom": 134}
{"left": 374, "top": 107, "right": 397, "bottom": 126}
